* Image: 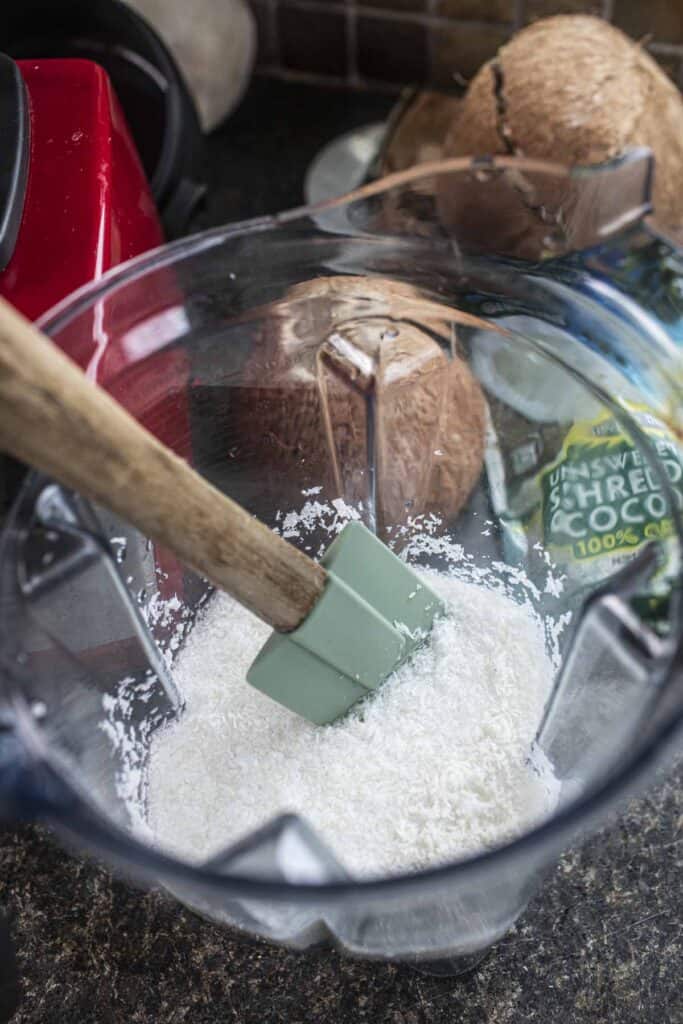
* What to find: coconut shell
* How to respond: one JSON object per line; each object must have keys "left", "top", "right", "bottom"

{"left": 373, "top": 92, "right": 463, "bottom": 240}
{"left": 234, "top": 276, "right": 487, "bottom": 538}
{"left": 365, "top": 92, "right": 461, "bottom": 239}
{"left": 442, "top": 15, "right": 683, "bottom": 230}
{"left": 380, "top": 91, "right": 462, "bottom": 175}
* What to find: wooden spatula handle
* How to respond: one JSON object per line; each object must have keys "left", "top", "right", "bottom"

{"left": 0, "top": 297, "right": 327, "bottom": 632}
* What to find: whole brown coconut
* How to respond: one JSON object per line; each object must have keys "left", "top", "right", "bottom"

{"left": 379, "top": 90, "right": 462, "bottom": 175}
{"left": 376, "top": 92, "right": 463, "bottom": 240}
{"left": 234, "top": 276, "right": 487, "bottom": 539}
{"left": 442, "top": 15, "right": 683, "bottom": 230}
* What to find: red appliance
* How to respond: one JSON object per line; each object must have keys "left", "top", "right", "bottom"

{"left": 0, "top": 57, "right": 164, "bottom": 323}
{"left": 0, "top": 55, "right": 189, "bottom": 610}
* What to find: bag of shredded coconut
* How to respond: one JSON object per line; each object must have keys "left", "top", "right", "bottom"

{"left": 487, "top": 402, "right": 683, "bottom": 629}
{"left": 538, "top": 403, "right": 680, "bottom": 561}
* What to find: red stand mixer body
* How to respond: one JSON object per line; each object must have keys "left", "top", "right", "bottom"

{"left": 0, "top": 57, "right": 189, "bottom": 606}
{"left": 0, "top": 58, "right": 164, "bottom": 322}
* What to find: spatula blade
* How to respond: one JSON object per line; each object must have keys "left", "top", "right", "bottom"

{"left": 247, "top": 521, "right": 443, "bottom": 724}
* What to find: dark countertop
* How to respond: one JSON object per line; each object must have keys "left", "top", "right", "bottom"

{"left": 2, "top": 766, "right": 682, "bottom": 1024}
{"left": 192, "top": 77, "right": 393, "bottom": 228}
{"left": 1, "top": 78, "right": 683, "bottom": 1024}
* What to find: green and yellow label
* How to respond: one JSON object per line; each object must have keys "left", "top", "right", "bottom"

{"left": 537, "top": 404, "right": 682, "bottom": 582}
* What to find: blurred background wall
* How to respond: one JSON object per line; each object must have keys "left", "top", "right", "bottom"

{"left": 247, "top": 0, "right": 683, "bottom": 93}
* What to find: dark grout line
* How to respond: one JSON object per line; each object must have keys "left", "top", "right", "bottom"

{"left": 513, "top": 0, "right": 526, "bottom": 30}
{"left": 274, "top": 0, "right": 516, "bottom": 33}
{"left": 255, "top": 63, "right": 405, "bottom": 94}
{"left": 425, "top": 0, "right": 438, "bottom": 76}
{"left": 648, "top": 41, "right": 683, "bottom": 57}
{"left": 347, "top": 0, "right": 360, "bottom": 88}
{"left": 268, "top": 0, "right": 281, "bottom": 65}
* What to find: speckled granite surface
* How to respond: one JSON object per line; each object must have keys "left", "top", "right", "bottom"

{"left": 0, "top": 78, "right": 682, "bottom": 1023}
{"left": 1, "top": 763, "right": 682, "bottom": 1023}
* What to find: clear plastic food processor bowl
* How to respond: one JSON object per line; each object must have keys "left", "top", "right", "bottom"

{"left": 1, "top": 155, "right": 682, "bottom": 966}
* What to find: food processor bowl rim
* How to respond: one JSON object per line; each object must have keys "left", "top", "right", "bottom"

{"left": 35, "top": 149, "right": 660, "bottom": 337}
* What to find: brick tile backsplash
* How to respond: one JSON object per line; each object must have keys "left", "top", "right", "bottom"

{"left": 614, "top": 0, "right": 683, "bottom": 45}
{"left": 279, "top": 3, "right": 347, "bottom": 75}
{"left": 251, "top": 0, "right": 683, "bottom": 91}
{"left": 436, "top": 0, "right": 516, "bottom": 21}
{"left": 357, "top": 14, "right": 428, "bottom": 82}
{"left": 524, "top": 0, "right": 604, "bottom": 22}
{"left": 363, "top": 0, "right": 429, "bottom": 11}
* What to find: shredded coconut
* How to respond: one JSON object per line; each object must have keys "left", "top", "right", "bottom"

{"left": 145, "top": 571, "right": 561, "bottom": 878}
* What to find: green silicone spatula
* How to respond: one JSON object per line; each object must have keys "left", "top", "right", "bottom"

{"left": 0, "top": 297, "right": 443, "bottom": 725}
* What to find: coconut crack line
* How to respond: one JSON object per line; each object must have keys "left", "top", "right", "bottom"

{"left": 491, "top": 59, "right": 519, "bottom": 158}
{"left": 490, "top": 56, "right": 571, "bottom": 252}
